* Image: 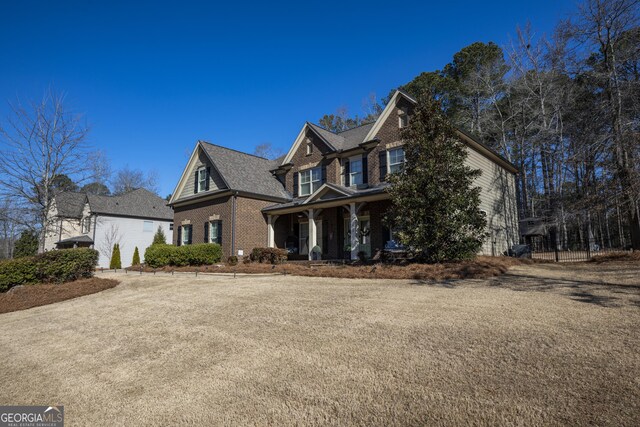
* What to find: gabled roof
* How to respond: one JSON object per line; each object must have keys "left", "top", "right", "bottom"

{"left": 54, "top": 189, "right": 173, "bottom": 221}
{"left": 87, "top": 188, "right": 173, "bottom": 220}
{"left": 198, "top": 141, "right": 290, "bottom": 200}
{"left": 54, "top": 192, "right": 87, "bottom": 218}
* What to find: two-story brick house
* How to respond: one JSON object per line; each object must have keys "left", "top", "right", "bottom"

{"left": 168, "top": 90, "right": 519, "bottom": 260}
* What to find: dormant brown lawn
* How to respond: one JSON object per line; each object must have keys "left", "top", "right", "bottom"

{"left": 1, "top": 262, "right": 638, "bottom": 426}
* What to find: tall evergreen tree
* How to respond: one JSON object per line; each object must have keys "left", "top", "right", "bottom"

{"left": 109, "top": 243, "right": 121, "bottom": 269}
{"left": 386, "top": 91, "right": 487, "bottom": 262}
{"left": 13, "top": 230, "right": 38, "bottom": 258}
{"left": 152, "top": 226, "right": 167, "bottom": 245}
{"left": 132, "top": 246, "right": 140, "bottom": 266}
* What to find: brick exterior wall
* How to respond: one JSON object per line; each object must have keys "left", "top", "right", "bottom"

{"left": 172, "top": 195, "right": 272, "bottom": 259}
{"left": 284, "top": 128, "right": 333, "bottom": 195}
{"left": 366, "top": 97, "right": 414, "bottom": 186}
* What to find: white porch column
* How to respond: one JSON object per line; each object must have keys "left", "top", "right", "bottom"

{"left": 350, "top": 202, "right": 358, "bottom": 260}
{"left": 267, "top": 215, "right": 275, "bottom": 248}
{"left": 308, "top": 209, "right": 316, "bottom": 260}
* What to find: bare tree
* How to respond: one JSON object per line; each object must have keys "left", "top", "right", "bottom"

{"left": 253, "top": 143, "right": 285, "bottom": 160}
{"left": 0, "top": 89, "right": 92, "bottom": 252}
{"left": 98, "top": 222, "right": 122, "bottom": 263}
{"left": 111, "top": 166, "right": 159, "bottom": 195}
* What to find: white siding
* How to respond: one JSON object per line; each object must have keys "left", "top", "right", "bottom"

{"left": 177, "top": 149, "right": 227, "bottom": 201}
{"left": 44, "top": 203, "right": 91, "bottom": 251}
{"left": 465, "top": 147, "right": 519, "bottom": 256}
{"left": 93, "top": 215, "right": 172, "bottom": 268}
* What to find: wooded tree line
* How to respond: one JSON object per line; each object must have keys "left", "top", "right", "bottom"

{"left": 322, "top": 0, "right": 640, "bottom": 250}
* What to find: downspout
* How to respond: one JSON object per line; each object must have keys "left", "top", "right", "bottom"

{"left": 231, "top": 192, "right": 238, "bottom": 256}
{"left": 92, "top": 214, "right": 98, "bottom": 248}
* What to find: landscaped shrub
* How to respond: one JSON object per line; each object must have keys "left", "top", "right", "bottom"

{"left": 132, "top": 247, "right": 141, "bottom": 266}
{"left": 152, "top": 226, "right": 167, "bottom": 245}
{"left": 0, "top": 248, "right": 99, "bottom": 291}
{"left": 143, "top": 243, "right": 222, "bottom": 268}
{"left": 13, "top": 230, "right": 39, "bottom": 258}
{"left": 227, "top": 255, "right": 238, "bottom": 266}
{"left": 110, "top": 243, "right": 122, "bottom": 269}
{"left": 250, "top": 247, "right": 288, "bottom": 264}
{"left": 0, "top": 257, "right": 38, "bottom": 291}
{"left": 37, "top": 248, "right": 99, "bottom": 283}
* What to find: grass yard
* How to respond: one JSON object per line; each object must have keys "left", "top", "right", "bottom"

{"left": 1, "top": 262, "right": 638, "bottom": 425}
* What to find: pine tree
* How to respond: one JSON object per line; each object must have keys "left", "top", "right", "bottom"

{"left": 386, "top": 91, "right": 487, "bottom": 262}
{"left": 13, "top": 230, "right": 38, "bottom": 258}
{"left": 110, "top": 243, "right": 122, "bottom": 269}
{"left": 152, "top": 226, "right": 167, "bottom": 245}
{"left": 132, "top": 246, "right": 140, "bottom": 266}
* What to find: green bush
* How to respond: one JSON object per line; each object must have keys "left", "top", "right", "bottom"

{"left": 38, "top": 248, "right": 99, "bottom": 283}
{"left": 0, "top": 248, "right": 99, "bottom": 292}
{"left": 143, "top": 243, "right": 222, "bottom": 268}
{"left": 14, "top": 230, "right": 38, "bottom": 258}
{"left": 152, "top": 226, "right": 167, "bottom": 245}
{"left": 132, "top": 247, "right": 141, "bottom": 266}
{"left": 0, "top": 257, "right": 38, "bottom": 291}
{"left": 227, "top": 255, "right": 238, "bottom": 266}
{"left": 250, "top": 247, "right": 288, "bottom": 264}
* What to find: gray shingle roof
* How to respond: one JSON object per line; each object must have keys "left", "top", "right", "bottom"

{"left": 200, "top": 141, "right": 290, "bottom": 200}
{"left": 54, "top": 192, "right": 87, "bottom": 218}
{"left": 87, "top": 189, "right": 173, "bottom": 220}
{"left": 306, "top": 122, "right": 375, "bottom": 152}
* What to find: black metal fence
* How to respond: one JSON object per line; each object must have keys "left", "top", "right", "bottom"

{"left": 525, "top": 224, "right": 633, "bottom": 262}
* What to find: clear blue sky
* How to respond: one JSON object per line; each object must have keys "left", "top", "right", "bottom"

{"left": 0, "top": 0, "right": 576, "bottom": 197}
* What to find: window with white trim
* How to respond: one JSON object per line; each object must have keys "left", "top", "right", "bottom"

{"left": 349, "top": 156, "right": 363, "bottom": 186}
{"left": 306, "top": 140, "right": 313, "bottom": 155}
{"left": 209, "top": 220, "right": 222, "bottom": 244}
{"left": 197, "top": 167, "right": 207, "bottom": 193}
{"left": 388, "top": 147, "right": 405, "bottom": 174}
{"left": 299, "top": 167, "right": 321, "bottom": 196}
{"left": 143, "top": 220, "right": 153, "bottom": 232}
{"left": 399, "top": 108, "right": 409, "bottom": 128}
{"left": 182, "top": 225, "right": 192, "bottom": 245}
{"left": 82, "top": 217, "right": 91, "bottom": 234}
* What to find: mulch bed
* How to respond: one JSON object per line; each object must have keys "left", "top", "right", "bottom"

{"left": 589, "top": 251, "right": 639, "bottom": 263}
{"left": 0, "top": 278, "right": 119, "bottom": 314}
{"left": 127, "top": 256, "right": 541, "bottom": 281}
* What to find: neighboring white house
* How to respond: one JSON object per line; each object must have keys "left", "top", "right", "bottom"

{"left": 44, "top": 189, "right": 173, "bottom": 268}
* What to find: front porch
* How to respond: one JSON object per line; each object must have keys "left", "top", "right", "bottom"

{"left": 264, "top": 186, "right": 392, "bottom": 260}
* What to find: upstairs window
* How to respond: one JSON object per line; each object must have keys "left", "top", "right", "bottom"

{"left": 197, "top": 167, "right": 207, "bottom": 193}
{"left": 349, "top": 156, "right": 363, "bottom": 186}
{"left": 82, "top": 217, "right": 91, "bottom": 234}
{"left": 299, "top": 167, "right": 321, "bottom": 196}
{"left": 388, "top": 148, "right": 405, "bottom": 174}
{"left": 399, "top": 109, "right": 409, "bottom": 128}
{"left": 143, "top": 221, "right": 153, "bottom": 232}
{"left": 306, "top": 139, "right": 313, "bottom": 155}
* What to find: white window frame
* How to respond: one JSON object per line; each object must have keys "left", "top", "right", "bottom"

{"left": 388, "top": 147, "right": 405, "bottom": 174}
{"left": 82, "top": 217, "right": 91, "bottom": 234}
{"left": 306, "top": 140, "right": 313, "bottom": 155}
{"left": 182, "top": 225, "right": 191, "bottom": 245}
{"left": 398, "top": 108, "right": 409, "bottom": 128}
{"left": 299, "top": 167, "right": 321, "bottom": 196}
{"left": 143, "top": 220, "right": 153, "bottom": 232}
{"left": 197, "top": 167, "right": 207, "bottom": 193}
{"left": 209, "top": 220, "right": 221, "bottom": 244}
{"left": 349, "top": 155, "right": 363, "bottom": 186}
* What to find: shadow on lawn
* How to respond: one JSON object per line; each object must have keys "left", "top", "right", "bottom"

{"left": 486, "top": 273, "right": 640, "bottom": 309}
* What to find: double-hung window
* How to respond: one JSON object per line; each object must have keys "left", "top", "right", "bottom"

{"left": 82, "top": 217, "right": 91, "bottom": 234}
{"left": 182, "top": 225, "right": 192, "bottom": 245}
{"left": 349, "top": 156, "right": 363, "bottom": 186}
{"left": 209, "top": 220, "right": 222, "bottom": 244}
{"left": 299, "top": 168, "right": 321, "bottom": 196}
{"left": 197, "top": 167, "right": 207, "bottom": 193}
{"left": 388, "top": 148, "right": 405, "bottom": 174}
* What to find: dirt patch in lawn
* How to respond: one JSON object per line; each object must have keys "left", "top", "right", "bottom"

{"left": 0, "top": 278, "right": 119, "bottom": 314}
{"left": 130, "top": 256, "right": 543, "bottom": 281}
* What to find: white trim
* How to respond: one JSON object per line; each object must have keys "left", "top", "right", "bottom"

{"left": 298, "top": 166, "right": 321, "bottom": 197}
{"left": 362, "top": 91, "right": 416, "bottom": 142}
{"left": 348, "top": 154, "right": 363, "bottom": 186}
{"left": 168, "top": 144, "right": 200, "bottom": 205}
{"left": 303, "top": 183, "right": 351, "bottom": 204}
